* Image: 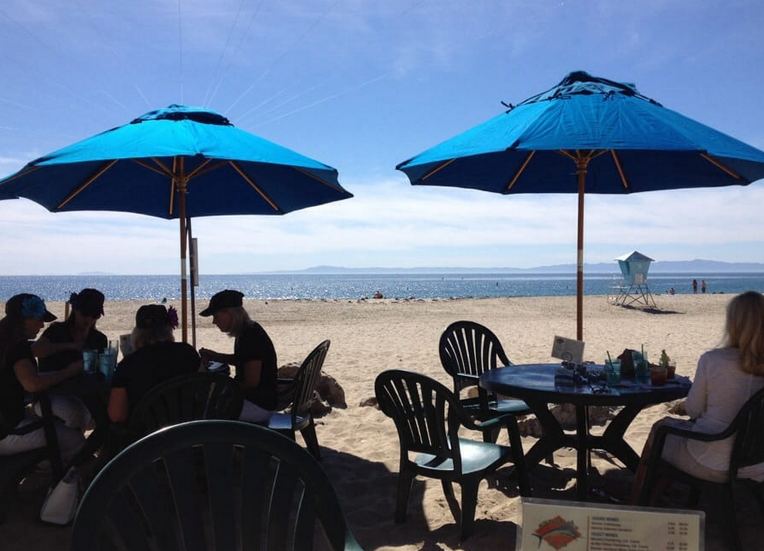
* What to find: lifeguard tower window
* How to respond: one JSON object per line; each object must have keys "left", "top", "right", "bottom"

{"left": 611, "top": 251, "right": 657, "bottom": 308}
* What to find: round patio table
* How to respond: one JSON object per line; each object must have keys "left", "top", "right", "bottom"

{"left": 479, "top": 363, "right": 691, "bottom": 500}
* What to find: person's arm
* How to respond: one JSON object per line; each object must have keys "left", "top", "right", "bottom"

{"left": 199, "top": 348, "right": 235, "bottom": 365}
{"left": 242, "top": 359, "right": 264, "bottom": 389}
{"left": 683, "top": 357, "right": 708, "bottom": 419}
{"left": 107, "top": 388, "right": 129, "bottom": 423}
{"left": 31, "top": 335, "right": 83, "bottom": 359}
{"left": 13, "top": 358, "right": 82, "bottom": 393}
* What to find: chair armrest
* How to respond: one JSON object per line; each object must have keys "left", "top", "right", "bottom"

{"left": 277, "top": 377, "right": 295, "bottom": 386}
{"left": 647, "top": 420, "right": 734, "bottom": 479}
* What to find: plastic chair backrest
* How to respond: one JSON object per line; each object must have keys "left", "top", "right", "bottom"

{"left": 71, "top": 420, "right": 362, "bottom": 551}
{"left": 439, "top": 321, "right": 510, "bottom": 393}
{"left": 729, "top": 386, "right": 764, "bottom": 475}
{"left": 375, "top": 370, "right": 463, "bottom": 473}
{"left": 290, "top": 340, "right": 330, "bottom": 424}
{"left": 128, "top": 372, "right": 244, "bottom": 438}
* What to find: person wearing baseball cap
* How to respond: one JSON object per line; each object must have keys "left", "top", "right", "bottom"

{"left": 108, "top": 304, "right": 200, "bottom": 423}
{"left": 199, "top": 290, "right": 277, "bottom": 423}
{"left": 0, "top": 294, "right": 85, "bottom": 462}
{"left": 30, "top": 288, "right": 109, "bottom": 433}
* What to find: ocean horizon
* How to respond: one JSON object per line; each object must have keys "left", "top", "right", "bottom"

{"left": 1, "top": 272, "right": 763, "bottom": 302}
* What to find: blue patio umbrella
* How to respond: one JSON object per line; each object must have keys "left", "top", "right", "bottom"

{"left": 0, "top": 104, "right": 352, "bottom": 342}
{"left": 397, "top": 71, "right": 764, "bottom": 340}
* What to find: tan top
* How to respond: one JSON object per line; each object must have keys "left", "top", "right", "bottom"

{"left": 685, "top": 347, "right": 764, "bottom": 479}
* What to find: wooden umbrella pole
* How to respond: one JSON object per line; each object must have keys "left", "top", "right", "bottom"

{"left": 575, "top": 157, "right": 589, "bottom": 342}
{"left": 177, "top": 158, "right": 189, "bottom": 343}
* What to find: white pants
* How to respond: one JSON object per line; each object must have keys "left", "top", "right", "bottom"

{"left": 33, "top": 395, "right": 93, "bottom": 431}
{"left": 0, "top": 414, "right": 85, "bottom": 464}
{"left": 239, "top": 400, "right": 272, "bottom": 424}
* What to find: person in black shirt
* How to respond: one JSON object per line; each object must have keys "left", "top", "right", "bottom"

{"left": 32, "top": 288, "right": 107, "bottom": 430}
{"left": 199, "top": 290, "right": 277, "bottom": 423}
{"left": 108, "top": 304, "right": 200, "bottom": 422}
{"left": 0, "top": 294, "right": 85, "bottom": 463}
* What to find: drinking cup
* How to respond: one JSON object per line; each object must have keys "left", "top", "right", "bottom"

{"left": 606, "top": 360, "right": 621, "bottom": 386}
{"left": 667, "top": 361, "right": 676, "bottom": 379}
{"left": 651, "top": 367, "right": 667, "bottom": 386}
{"left": 98, "top": 349, "right": 117, "bottom": 381}
{"left": 82, "top": 349, "right": 97, "bottom": 374}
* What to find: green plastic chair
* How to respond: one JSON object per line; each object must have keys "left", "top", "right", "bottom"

{"left": 439, "top": 321, "right": 531, "bottom": 442}
{"left": 71, "top": 420, "right": 363, "bottom": 551}
{"left": 375, "top": 369, "right": 529, "bottom": 540}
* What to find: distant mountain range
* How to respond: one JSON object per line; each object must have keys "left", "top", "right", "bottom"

{"left": 269, "top": 259, "right": 764, "bottom": 275}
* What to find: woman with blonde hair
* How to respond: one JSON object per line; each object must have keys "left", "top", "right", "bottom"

{"left": 631, "top": 291, "right": 764, "bottom": 500}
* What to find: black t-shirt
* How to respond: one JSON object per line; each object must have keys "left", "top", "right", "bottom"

{"left": 111, "top": 341, "right": 200, "bottom": 413}
{"left": 0, "top": 340, "right": 34, "bottom": 432}
{"left": 234, "top": 322, "right": 277, "bottom": 410}
{"left": 38, "top": 319, "right": 107, "bottom": 373}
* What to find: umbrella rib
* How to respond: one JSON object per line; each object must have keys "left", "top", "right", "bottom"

{"left": 133, "top": 159, "right": 172, "bottom": 177}
{"left": 292, "top": 166, "right": 346, "bottom": 193}
{"left": 700, "top": 153, "right": 743, "bottom": 180}
{"left": 559, "top": 150, "right": 578, "bottom": 162}
{"left": 422, "top": 159, "right": 456, "bottom": 180}
{"left": 57, "top": 159, "right": 119, "bottom": 209}
{"left": 610, "top": 150, "right": 630, "bottom": 190}
{"left": 505, "top": 151, "right": 535, "bottom": 192}
{"left": 228, "top": 161, "right": 282, "bottom": 213}
{"left": 187, "top": 160, "right": 226, "bottom": 181}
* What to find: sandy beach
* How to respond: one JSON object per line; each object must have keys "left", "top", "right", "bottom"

{"left": 2, "top": 293, "right": 758, "bottom": 550}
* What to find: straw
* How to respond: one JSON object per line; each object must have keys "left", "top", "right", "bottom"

{"left": 606, "top": 350, "right": 613, "bottom": 366}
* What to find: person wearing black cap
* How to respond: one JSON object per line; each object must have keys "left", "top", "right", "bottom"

{"left": 108, "top": 304, "right": 200, "bottom": 422}
{"left": 0, "top": 294, "right": 85, "bottom": 461}
{"left": 33, "top": 288, "right": 107, "bottom": 373}
{"left": 199, "top": 290, "right": 277, "bottom": 423}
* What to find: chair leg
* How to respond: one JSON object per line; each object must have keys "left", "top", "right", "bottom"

{"left": 482, "top": 427, "right": 499, "bottom": 443}
{"left": 300, "top": 420, "right": 321, "bottom": 461}
{"left": 395, "top": 468, "right": 414, "bottom": 524}
{"left": 719, "top": 483, "right": 742, "bottom": 551}
{"left": 459, "top": 477, "right": 480, "bottom": 540}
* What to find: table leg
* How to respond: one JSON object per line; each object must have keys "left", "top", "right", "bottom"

{"left": 575, "top": 404, "right": 590, "bottom": 501}
{"left": 600, "top": 404, "right": 642, "bottom": 471}
{"left": 523, "top": 399, "right": 567, "bottom": 468}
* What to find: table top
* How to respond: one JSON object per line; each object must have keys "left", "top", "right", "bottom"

{"left": 480, "top": 363, "right": 691, "bottom": 407}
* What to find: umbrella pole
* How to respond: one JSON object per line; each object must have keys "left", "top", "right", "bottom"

{"left": 176, "top": 159, "right": 189, "bottom": 343}
{"left": 576, "top": 157, "right": 589, "bottom": 342}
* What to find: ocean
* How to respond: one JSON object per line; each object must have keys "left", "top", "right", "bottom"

{"left": 1, "top": 273, "right": 763, "bottom": 301}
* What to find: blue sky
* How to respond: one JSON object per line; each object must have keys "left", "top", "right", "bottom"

{"left": 1, "top": 0, "right": 763, "bottom": 275}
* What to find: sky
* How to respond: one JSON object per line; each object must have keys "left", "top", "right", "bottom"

{"left": 0, "top": 0, "right": 763, "bottom": 275}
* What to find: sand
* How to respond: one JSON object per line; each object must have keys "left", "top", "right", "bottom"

{"left": 2, "top": 293, "right": 758, "bottom": 549}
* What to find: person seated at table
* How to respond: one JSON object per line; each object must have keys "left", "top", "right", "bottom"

{"left": 199, "top": 290, "right": 277, "bottom": 424}
{"left": 31, "top": 288, "right": 107, "bottom": 430}
{"left": 0, "top": 294, "right": 85, "bottom": 463}
{"left": 631, "top": 291, "right": 764, "bottom": 500}
{"left": 107, "top": 304, "right": 200, "bottom": 423}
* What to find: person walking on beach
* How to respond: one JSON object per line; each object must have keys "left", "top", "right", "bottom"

{"left": 0, "top": 294, "right": 85, "bottom": 463}
{"left": 701, "top": 279, "right": 707, "bottom": 294}
{"left": 107, "top": 304, "right": 199, "bottom": 423}
{"left": 630, "top": 291, "right": 764, "bottom": 502}
{"left": 199, "top": 290, "right": 277, "bottom": 424}
{"left": 692, "top": 279, "right": 698, "bottom": 294}
{"left": 32, "top": 288, "right": 107, "bottom": 431}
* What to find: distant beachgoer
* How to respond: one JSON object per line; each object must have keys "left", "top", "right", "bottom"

{"left": 108, "top": 304, "right": 199, "bottom": 422}
{"left": 373, "top": 290, "right": 384, "bottom": 299}
{"left": 0, "top": 294, "right": 85, "bottom": 463}
{"left": 701, "top": 280, "right": 707, "bottom": 294}
{"left": 32, "top": 289, "right": 107, "bottom": 430}
{"left": 630, "top": 291, "right": 764, "bottom": 503}
{"left": 692, "top": 279, "right": 698, "bottom": 294}
{"left": 668, "top": 287, "right": 676, "bottom": 295}
{"left": 199, "top": 290, "right": 277, "bottom": 424}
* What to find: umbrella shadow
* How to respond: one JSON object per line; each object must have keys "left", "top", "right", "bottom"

{"left": 319, "top": 446, "right": 520, "bottom": 549}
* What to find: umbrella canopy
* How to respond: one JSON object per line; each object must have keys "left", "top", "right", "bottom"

{"left": 397, "top": 71, "right": 764, "bottom": 340}
{"left": 0, "top": 104, "right": 353, "bottom": 341}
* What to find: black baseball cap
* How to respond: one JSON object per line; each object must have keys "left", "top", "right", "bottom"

{"left": 199, "top": 290, "right": 244, "bottom": 317}
{"left": 69, "top": 288, "right": 105, "bottom": 317}
{"left": 5, "top": 293, "right": 56, "bottom": 322}
{"left": 135, "top": 304, "right": 170, "bottom": 329}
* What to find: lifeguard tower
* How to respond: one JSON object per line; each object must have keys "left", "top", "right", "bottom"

{"left": 611, "top": 251, "right": 657, "bottom": 308}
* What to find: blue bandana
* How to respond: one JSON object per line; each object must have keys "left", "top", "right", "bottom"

{"left": 21, "top": 296, "right": 47, "bottom": 320}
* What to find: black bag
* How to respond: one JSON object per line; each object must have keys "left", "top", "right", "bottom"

{"left": 618, "top": 349, "right": 638, "bottom": 379}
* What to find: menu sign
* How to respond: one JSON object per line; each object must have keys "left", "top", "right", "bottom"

{"left": 517, "top": 498, "right": 703, "bottom": 551}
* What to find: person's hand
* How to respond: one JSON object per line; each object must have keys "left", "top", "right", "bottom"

{"left": 199, "top": 348, "right": 217, "bottom": 363}
{"left": 667, "top": 400, "right": 687, "bottom": 416}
